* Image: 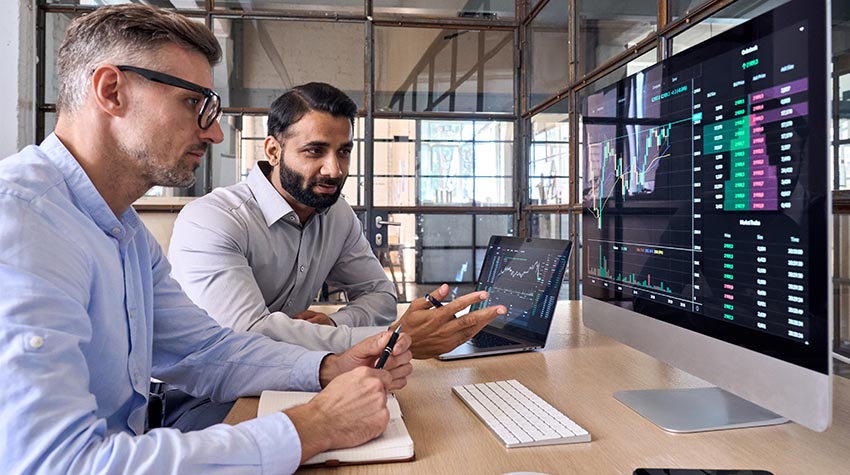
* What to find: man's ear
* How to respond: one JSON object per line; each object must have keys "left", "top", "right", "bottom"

{"left": 90, "top": 65, "right": 127, "bottom": 118}
{"left": 264, "top": 136, "right": 282, "bottom": 166}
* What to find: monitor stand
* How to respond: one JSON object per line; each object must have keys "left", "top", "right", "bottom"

{"left": 614, "top": 387, "right": 789, "bottom": 433}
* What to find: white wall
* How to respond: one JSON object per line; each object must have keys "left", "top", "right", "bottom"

{"left": 0, "top": 0, "right": 34, "bottom": 158}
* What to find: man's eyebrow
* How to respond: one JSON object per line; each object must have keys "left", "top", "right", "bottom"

{"left": 299, "top": 141, "right": 331, "bottom": 148}
{"left": 298, "top": 140, "right": 354, "bottom": 149}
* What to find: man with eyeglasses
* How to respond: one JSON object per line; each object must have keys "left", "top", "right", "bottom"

{"left": 0, "top": 5, "right": 413, "bottom": 474}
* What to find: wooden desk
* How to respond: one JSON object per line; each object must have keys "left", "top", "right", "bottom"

{"left": 224, "top": 301, "right": 850, "bottom": 474}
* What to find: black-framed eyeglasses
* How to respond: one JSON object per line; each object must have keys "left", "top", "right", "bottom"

{"left": 117, "top": 65, "right": 221, "bottom": 130}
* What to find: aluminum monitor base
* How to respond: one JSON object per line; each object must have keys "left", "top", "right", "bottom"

{"left": 614, "top": 387, "right": 789, "bottom": 433}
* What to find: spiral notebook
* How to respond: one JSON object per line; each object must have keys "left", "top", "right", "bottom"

{"left": 258, "top": 390, "right": 415, "bottom": 467}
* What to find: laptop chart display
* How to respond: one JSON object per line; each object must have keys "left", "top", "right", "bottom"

{"left": 474, "top": 237, "right": 572, "bottom": 343}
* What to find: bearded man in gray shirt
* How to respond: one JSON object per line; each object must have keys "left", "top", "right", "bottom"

{"left": 169, "top": 82, "right": 507, "bottom": 358}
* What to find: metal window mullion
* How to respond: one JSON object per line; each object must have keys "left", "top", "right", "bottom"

{"left": 361, "top": 0, "right": 375, "bottom": 238}
{"left": 568, "top": 0, "right": 580, "bottom": 299}
{"left": 35, "top": 7, "right": 46, "bottom": 143}
{"left": 365, "top": 5, "right": 376, "bottom": 236}
{"left": 516, "top": 0, "right": 527, "bottom": 239}
{"left": 203, "top": 11, "right": 214, "bottom": 195}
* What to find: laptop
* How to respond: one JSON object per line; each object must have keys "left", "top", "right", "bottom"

{"left": 439, "top": 235, "right": 572, "bottom": 360}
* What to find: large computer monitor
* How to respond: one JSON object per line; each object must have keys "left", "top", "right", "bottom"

{"left": 581, "top": 0, "right": 831, "bottom": 432}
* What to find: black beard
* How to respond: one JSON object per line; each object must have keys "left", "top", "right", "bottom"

{"left": 279, "top": 159, "right": 345, "bottom": 209}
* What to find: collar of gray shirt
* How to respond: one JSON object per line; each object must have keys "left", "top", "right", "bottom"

{"left": 248, "top": 161, "right": 330, "bottom": 228}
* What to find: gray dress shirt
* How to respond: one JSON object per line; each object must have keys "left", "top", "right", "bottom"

{"left": 169, "top": 161, "right": 396, "bottom": 353}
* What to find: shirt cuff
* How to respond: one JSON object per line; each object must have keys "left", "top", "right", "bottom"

{"left": 288, "top": 350, "right": 331, "bottom": 392}
{"left": 328, "top": 310, "right": 354, "bottom": 327}
{"left": 238, "top": 412, "right": 302, "bottom": 474}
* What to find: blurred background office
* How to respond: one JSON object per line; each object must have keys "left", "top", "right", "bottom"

{"left": 1, "top": 0, "right": 849, "bottom": 368}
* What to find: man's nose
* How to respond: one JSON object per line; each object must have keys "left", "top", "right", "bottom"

{"left": 200, "top": 118, "right": 224, "bottom": 144}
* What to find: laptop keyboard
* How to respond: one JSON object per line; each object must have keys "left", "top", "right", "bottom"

{"left": 453, "top": 380, "right": 591, "bottom": 448}
{"left": 469, "top": 332, "right": 518, "bottom": 348}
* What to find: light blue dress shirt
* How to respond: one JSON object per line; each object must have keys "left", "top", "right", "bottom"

{"left": 0, "top": 134, "right": 328, "bottom": 474}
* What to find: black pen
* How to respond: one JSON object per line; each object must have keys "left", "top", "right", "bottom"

{"left": 375, "top": 324, "right": 402, "bottom": 369}
{"left": 426, "top": 293, "right": 458, "bottom": 318}
{"left": 424, "top": 293, "right": 443, "bottom": 308}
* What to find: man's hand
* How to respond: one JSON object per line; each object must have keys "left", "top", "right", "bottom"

{"left": 318, "top": 330, "right": 413, "bottom": 390}
{"left": 292, "top": 309, "right": 335, "bottom": 326}
{"left": 391, "top": 284, "right": 508, "bottom": 359}
{"left": 284, "top": 366, "right": 392, "bottom": 463}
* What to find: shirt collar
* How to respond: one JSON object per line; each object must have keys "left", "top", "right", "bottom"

{"left": 40, "top": 133, "right": 141, "bottom": 242}
{"left": 246, "top": 161, "right": 331, "bottom": 228}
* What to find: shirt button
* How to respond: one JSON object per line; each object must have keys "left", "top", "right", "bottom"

{"left": 287, "top": 300, "right": 293, "bottom": 306}
{"left": 30, "top": 336, "right": 44, "bottom": 349}
{"left": 299, "top": 265, "right": 305, "bottom": 272}
{"left": 129, "top": 310, "right": 135, "bottom": 319}
{"left": 111, "top": 227, "right": 122, "bottom": 236}
{"left": 288, "top": 216, "right": 296, "bottom": 221}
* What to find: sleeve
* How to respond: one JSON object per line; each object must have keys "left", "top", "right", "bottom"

{"left": 324, "top": 208, "right": 398, "bottom": 328}
{"left": 0, "top": 197, "right": 303, "bottom": 475}
{"left": 168, "top": 199, "right": 381, "bottom": 353}
{"left": 147, "top": 232, "right": 328, "bottom": 401}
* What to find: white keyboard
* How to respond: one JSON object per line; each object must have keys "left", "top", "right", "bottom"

{"left": 452, "top": 380, "right": 591, "bottom": 448}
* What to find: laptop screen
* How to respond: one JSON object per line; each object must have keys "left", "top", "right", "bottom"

{"left": 471, "top": 236, "right": 573, "bottom": 344}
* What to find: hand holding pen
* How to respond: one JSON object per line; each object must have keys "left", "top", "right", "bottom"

{"left": 319, "top": 328, "right": 413, "bottom": 391}
{"left": 375, "top": 324, "right": 402, "bottom": 369}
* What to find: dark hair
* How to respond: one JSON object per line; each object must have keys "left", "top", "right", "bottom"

{"left": 267, "top": 83, "right": 358, "bottom": 139}
{"left": 56, "top": 4, "right": 221, "bottom": 115}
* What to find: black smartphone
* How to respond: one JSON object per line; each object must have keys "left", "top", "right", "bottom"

{"left": 634, "top": 470, "right": 774, "bottom": 475}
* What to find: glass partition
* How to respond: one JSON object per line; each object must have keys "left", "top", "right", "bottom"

{"left": 577, "top": 0, "right": 656, "bottom": 76}
{"left": 374, "top": 0, "right": 514, "bottom": 20}
{"left": 418, "top": 213, "right": 514, "bottom": 283}
{"left": 43, "top": 0, "right": 203, "bottom": 6}
{"left": 835, "top": 214, "right": 850, "bottom": 355}
{"left": 529, "top": 100, "right": 570, "bottom": 205}
{"left": 419, "top": 120, "right": 513, "bottom": 206}
{"left": 374, "top": 26, "right": 514, "bottom": 113}
{"left": 671, "top": 0, "right": 790, "bottom": 55}
{"left": 212, "top": 18, "right": 365, "bottom": 108}
{"left": 670, "top": 0, "right": 712, "bottom": 21}
{"left": 44, "top": 12, "right": 76, "bottom": 107}
{"left": 374, "top": 119, "right": 418, "bottom": 207}
{"left": 210, "top": 114, "right": 261, "bottom": 190}
{"left": 374, "top": 118, "right": 513, "bottom": 207}
{"left": 214, "top": 0, "right": 363, "bottom": 15}
{"left": 527, "top": 0, "right": 569, "bottom": 110}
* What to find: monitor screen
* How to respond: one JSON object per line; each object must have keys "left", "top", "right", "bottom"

{"left": 581, "top": 0, "right": 830, "bottom": 431}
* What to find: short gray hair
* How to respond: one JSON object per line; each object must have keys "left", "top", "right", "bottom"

{"left": 56, "top": 4, "right": 221, "bottom": 115}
